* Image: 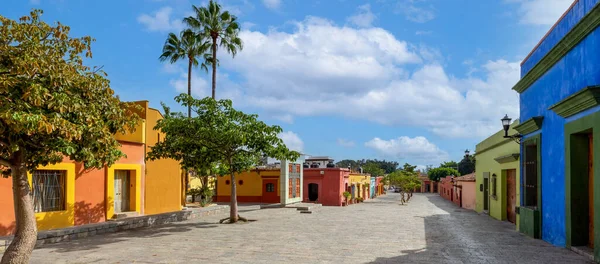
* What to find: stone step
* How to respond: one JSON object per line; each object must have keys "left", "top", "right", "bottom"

{"left": 300, "top": 210, "right": 312, "bottom": 214}
{"left": 111, "top": 211, "right": 139, "bottom": 219}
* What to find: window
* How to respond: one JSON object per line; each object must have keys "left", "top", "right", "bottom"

{"left": 266, "top": 183, "right": 275, "bottom": 192}
{"left": 157, "top": 133, "right": 161, "bottom": 143}
{"left": 524, "top": 142, "right": 539, "bottom": 208}
{"left": 288, "top": 179, "right": 292, "bottom": 198}
{"left": 491, "top": 174, "right": 497, "bottom": 198}
{"left": 295, "top": 178, "right": 300, "bottom": 198}
{"left": 32, "top": 170, "right": 66, "bottom": 213}
{"left": 225, "top": 180, "right": 230, "bottom": 185}
{"left": 238, "top": 180, "right": 244, "bottom": 185}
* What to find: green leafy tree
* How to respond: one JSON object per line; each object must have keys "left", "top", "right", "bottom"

{"left": 458, "top": 155, "right": 475, "bottom": 176}
{"left": 400, "top": 163, "right": 417, "bottom": 174}
{"left": 336, "top": 159, "right": 358, "bottom": 170}
{"left": 152, "top": 94, "right": 299, "bottom": 223}
{"left": 159, "top": 29, "right": 211, "bottom": 116}
{"left": 439, "top": 161, "right": 458, "bottom": 169}
{"left": 363, "top": 162, "right": 384, "bottom": 177}
{"left": 184, "top": 0, "right": 243, "bottom": 99}
{"left": 428, "top": 167, "right": 459, "bottom": 182}
{"left": 0, "top": 10, "right": 140, "bottom": 263}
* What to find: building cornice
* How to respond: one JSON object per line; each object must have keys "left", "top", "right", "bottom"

{"left": 549, "top": 86, "right": 600, "bottom": 117}
{"left": 513, "top": 2, "right": 600, "bottom": 94}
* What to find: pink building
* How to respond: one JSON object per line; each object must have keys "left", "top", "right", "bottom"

{"left": 438, "top": 173, "right": 476, "bottom": 210}
{"left": 455, "top": 173, "right": 476, "bottom": 210}
{"left": 303, "top": 168, "right": 350, "bottom": 206}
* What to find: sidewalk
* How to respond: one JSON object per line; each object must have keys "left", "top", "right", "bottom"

{"left": 0, "top": 204, "right": 229, "bottom": 252}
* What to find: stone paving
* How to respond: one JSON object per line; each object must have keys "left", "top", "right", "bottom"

{"left": 29, "top": 193, "right": 591, "bottom": 264}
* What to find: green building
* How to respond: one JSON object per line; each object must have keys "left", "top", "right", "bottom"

{"left": 475, "top": 120, "right": 520, "bottom": 230}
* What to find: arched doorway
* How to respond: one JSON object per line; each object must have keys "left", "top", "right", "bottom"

{"left": 308, "top": 183, "right": 319, "bottom": 202}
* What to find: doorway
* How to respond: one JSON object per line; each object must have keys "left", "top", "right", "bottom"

{"left": 114, "top": 170, "right": 130, "bottom": 213}
{"left": 483, "top": 175, "right": 489, "bottom": 212}
{"left": 568, "top": 131, "right": 595, "bottom": 248}
{"left": 308, "top": 183, "right": 319, "bottom": 202}
{"left": 589, "top": 134, "right": 594, "bottom": 248}
{"left": 262, "top": 179, "right": 278, "bottom": 203}
{"left": 506, "top": 169, "right": 517, "bottom": 224}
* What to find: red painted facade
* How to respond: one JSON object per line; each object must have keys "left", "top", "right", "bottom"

{"left": 439, "top": 176, "right": 462, "bottom": 207}
{"left": 303, "top": 168, "right": 350, "bottom": 206}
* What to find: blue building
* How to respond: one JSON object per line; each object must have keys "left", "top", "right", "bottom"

{"left": 370, "top": 176, "right": 376, "bottom": 198}
{"left": 512, "top": 0, "right": 600, "bottom": 260}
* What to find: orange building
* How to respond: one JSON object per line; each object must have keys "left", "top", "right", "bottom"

{"left": 0, "top": 101, "right": 182, "bottom": 236}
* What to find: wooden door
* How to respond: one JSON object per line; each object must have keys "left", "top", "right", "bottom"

{"left": 114, "top": 170, "right": 130, "bottom": 213}
{"left": 589, "top": 134, "right": 594, "bottom": 248}
{"left": 506, "top": 169, "right": 517, "bottom": 224}
{"left": 262, "top": 179, "right": 278, "bottom": 203}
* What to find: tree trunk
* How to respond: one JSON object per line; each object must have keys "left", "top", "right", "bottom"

{"left": 229, "top": 171, "right": 238, "bottom": 223}
{"left": 211, "top": 37, "right": 217, "bottom": 100}
{"left": 1, "top": 151, "right": 37, "bottom": 264}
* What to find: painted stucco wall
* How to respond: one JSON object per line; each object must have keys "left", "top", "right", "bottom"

{"left": 216, "top": 170, "right": 271, "bottom": 202}
{"left": 144, "top": 107, "right": 182, "bottom": 215}
{"left": 459, "top": 181, "right": 476, "bottom": 210}
{"left": 303, "top": 168, "right": 348, "bottom": 206}
{"left": 0, "top": 141, "right": 144, "bottom": 235}
{"left": 370, "top": 177, "right": 376, "bottom": 198}
{"left": 280, "top": 159, "right": 305, "bottom": 205}
{"left": 349, "top": 173, "right": 371, "bottom": 200}
{"left": 518, "top": 0, "right": 600, "bottom": 246}
{"left": 475, "top": 122, "right": 520, "bottom": 230}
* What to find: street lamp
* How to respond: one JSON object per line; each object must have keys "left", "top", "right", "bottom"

{"left": 501, "top": 114, "right": 522, "bottom": 144}
{"left": 464, "top": 149, "right": 470, "bottom": 156}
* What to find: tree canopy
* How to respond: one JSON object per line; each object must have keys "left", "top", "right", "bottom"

{"left": 439, "top": 161, "right": 458, "bottom": 169}
{"left": 458, "top": 155, "right": 475, "bottom": 176}
{"left": 0, "top": 10, "right": 140, "bottom": 263}
{"left": 427, "top": 167, "right": 460, "bottom": 182}
{"left": 335, "top": 159, "right": 398, "bottom": 174}
{"left": 148, "top": 94, "right": 299, "bottom": 223}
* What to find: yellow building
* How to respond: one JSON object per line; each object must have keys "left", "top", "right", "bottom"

{"left": 215, "top": 169, "right": 281, "bottom": 203}
{"left": 0, "top": 100, "right": 183, "bottom": 236}
{"left": 141, "top": 103, "right": 183, "bottom": 215}
{"left": 349, "top": 173, "right": 371, "bottom": 201}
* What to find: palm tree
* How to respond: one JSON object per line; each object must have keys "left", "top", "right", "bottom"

{"left": 184, "top": 0, "right": 243, "bottom": 99}
{"left": 159, "top": 29, "right": 210, "bottom": 207}
{"left": 159, "top": 29, "right": 211, "bottom": 117}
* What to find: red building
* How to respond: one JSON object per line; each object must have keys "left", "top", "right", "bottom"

{"left": 439, "top": 175, "right": 461, "bottom": 207}
{"left": 303, "top": 168, "right": 350, "bottom": 206}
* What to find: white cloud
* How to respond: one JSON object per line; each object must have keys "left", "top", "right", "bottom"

{"left": 337, "top": 138, "right": 356, "bottom": 147}
{"left": 262, "top": 0, "right": 281, "bottom": 10}
{"left": 273, "top": 114, "right": 294, "bottom": 124}
{"left": 242, "top": 22, "right": 257, "bottom": 30}
{"left": 365, "top": 136, "right": 449, "bottom": 164}
{"left": 279, "top": 131, "right": 304, "bottom": 152}
{"left": 396, "top": 0, "right": 435, "bottom": 23}
{"left": 507, "top": 0, "right": 574, "bottom": 25}
{"left": 348, "top": 4, "right": 376, "bottom": 28}
{"left": 137, "top": 7, "right": 184, "bottom": 32}
{"left": 172, "top": 16, "right": 520, "bottom": 139}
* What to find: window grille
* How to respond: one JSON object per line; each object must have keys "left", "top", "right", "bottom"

{"left": 32, "top": 170, "right": 66, "bottom": 213}
{"left": 288, "top": 179, "right": 292, "bottom": 198}
{"left": 295, "top": 178, "right": 300, "bottom": 198}
{"left": 266, "top": 183, "right": 275, "bottom": 192}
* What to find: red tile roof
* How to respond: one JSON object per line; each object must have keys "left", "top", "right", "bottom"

{"left": 455, "top": 172, "right": 475, "bottom": 182}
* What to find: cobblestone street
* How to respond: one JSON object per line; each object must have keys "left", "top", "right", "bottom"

{"left": 30, "top": 193, "right": 591, "bottom": 264}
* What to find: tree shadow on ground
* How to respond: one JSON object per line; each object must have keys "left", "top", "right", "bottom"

{"left": 37, "top": 221, "right": 219, "bottom": 253}
{"left": 368, "top": 194, "right": 592, "bottom": 264}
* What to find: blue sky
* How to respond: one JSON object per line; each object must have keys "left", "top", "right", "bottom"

{"left": 4, "top": 0, "right": 575, "bottom": 169}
